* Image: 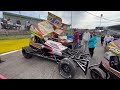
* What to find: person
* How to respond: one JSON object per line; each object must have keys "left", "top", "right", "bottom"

{"left": 104, "top": 34, "right": 111, "bottom": 46}
{"left": 72, "top": 29, "right": 79, "bottom": 50}
{"left": 88, "top": 33, "right": 97, "bottom": 57}
{"left": 79, "top": 31, "right": 83, "bottom": 45}
{"left": 110, "top": 35, "right": 114, "bottom": 42}
{"left": 101, "top": 34, "right": 105, "bottom": 46}
{"left": 82, "top": 29, "right": 90, "bottom": 53}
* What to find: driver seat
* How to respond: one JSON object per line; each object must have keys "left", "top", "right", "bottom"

{"left": 109, "top": 56, "right": 120, "bottom": 71}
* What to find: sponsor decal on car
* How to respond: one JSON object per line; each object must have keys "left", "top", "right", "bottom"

{"left": 108, "top": 46, "right": 120, "bottom": 54}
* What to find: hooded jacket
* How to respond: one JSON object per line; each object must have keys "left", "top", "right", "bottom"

{"left": 73, "top": 31, "right": 79, "bottom": 43}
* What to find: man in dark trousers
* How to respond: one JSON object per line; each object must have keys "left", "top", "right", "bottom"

{"left": 101, "top": 34, "right": 105, "bottom": 46}
{"left": 79, "top": 31, "right": 83, "bottom": 45}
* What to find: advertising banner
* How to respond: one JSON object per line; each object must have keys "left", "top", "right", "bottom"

{"left": 30, "top": 20, "right": 54, "bottom": 38}
{"left": 47, "top": 12, "right": 62, "bottom": 29}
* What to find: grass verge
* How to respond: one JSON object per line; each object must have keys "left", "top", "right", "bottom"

{"left": 0, "top": 35, "right": 30, "bottom": 40}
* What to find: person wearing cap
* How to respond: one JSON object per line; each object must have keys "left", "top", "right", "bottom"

{"left": 72, "top": 29, "right": 79, "bottom": 50}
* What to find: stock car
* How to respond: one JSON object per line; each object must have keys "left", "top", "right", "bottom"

{"left": 22, "top": 34, "right": 90, "bottom": 79}
{"left": 89, "top": 39, "right": 120, "bottom": 79}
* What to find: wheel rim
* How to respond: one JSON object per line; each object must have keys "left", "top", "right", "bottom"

{"left": 61, "top": 64, "right": 71, "bottom": 74}
{"left": 91, "top": 69, "right": 102, "bottom": 79}
{"left": 22, "top": 50, "right": 27, "bottom": 55}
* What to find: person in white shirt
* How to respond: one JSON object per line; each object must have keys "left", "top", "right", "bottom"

{"left": 111, "top": 35, "right": 114, "bottom": 41}
{"left": 104, "top": 35, "right": 111, "bottom": 46}
{"left": 82, "top": 29, "right": 90, "bottom": 53}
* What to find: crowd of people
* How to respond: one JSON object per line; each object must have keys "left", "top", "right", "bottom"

{"left": 72, "top": 29, "right": 98, "bottom": 58}
{"left": 101, "top": 33, "right": 120, "bottom": 46}
{"left": 72, "top": 29, "right": 120, "bottom": 58}
{"left": 0, "top": 17, "right": 31, "bottom": 30}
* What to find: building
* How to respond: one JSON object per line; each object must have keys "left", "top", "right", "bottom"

{"left": 0, "top": 12, "right": 44, "bottom": 30}
{"left": 0, "top": 12, "right": 71, "bottom": 32}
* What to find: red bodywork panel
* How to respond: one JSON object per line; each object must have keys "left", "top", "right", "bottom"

{"left": 0, "top": 74, "right": 6, "bottom": 79}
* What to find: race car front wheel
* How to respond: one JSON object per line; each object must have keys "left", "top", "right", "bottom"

{"left": 58, "top": 58, "right": 76, "bottom": 79}
{"left": 90, "top": 67, "right": 106, "bottom": 79}
{"left": 22, "top": 49, "right": 32, "bottom": 59}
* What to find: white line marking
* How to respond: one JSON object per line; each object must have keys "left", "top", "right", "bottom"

{"left": 0, "top": 49, "right": 21, "bottom": 56}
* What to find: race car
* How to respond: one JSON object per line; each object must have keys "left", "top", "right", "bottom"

{"left": 22, "top": 35, "right": 90, "bottom": 79}
{"left": 89, "top": 39, "right": 120, "bottom": 79}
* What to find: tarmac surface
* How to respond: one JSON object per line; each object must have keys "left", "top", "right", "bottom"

{"left": 0, "top": 39, "right": 105, "bottom": 79}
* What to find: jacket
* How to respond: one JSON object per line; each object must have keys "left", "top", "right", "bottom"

{"left": 88, "top": 36, "right": 97, "bottom": 48}
{"left": 73, "top": 31, "right": 79, "bottom": 43}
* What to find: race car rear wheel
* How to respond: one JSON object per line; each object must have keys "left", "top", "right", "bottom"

{"left": 90, "top": 67, "right": 106, "bottom": 79}
{"left": 58, "top": 58, "right": 76, "bottom": 79}
{"left": 22, "top": 49, "right": 32, "bottom": 59}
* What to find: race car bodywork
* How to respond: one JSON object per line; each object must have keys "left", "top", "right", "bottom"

{"left": 89, "top": 39, "right": 120, "bottom": 79}
{"left": 22, "top": 13, "right": 90, "bottom": 78}
{"left": 105, "top": 39, "right": 120, "bottom": 56}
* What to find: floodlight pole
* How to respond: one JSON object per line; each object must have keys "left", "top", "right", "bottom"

{"left": 99, "top": 14, "right": 103, "bottom": 28}
{"left": 71, "top": 11, "right": 72, "bottom": 35}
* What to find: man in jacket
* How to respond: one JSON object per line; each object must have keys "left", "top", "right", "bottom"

{"left": 82, "top": 29, "right": 90, "bottom": 53}
{"left": 72, "top": 29, "right": 79, "bottom": 50}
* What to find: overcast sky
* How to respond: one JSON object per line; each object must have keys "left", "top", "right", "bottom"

{"left": 1, "top": 11, "right": 120, "bottom": 29}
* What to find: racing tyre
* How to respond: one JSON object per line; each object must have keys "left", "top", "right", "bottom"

{"left": 90, "top": 67, "right": 106, "bottom": 79}
{"left": 58, "top": 58, "right": 76, "bottom": 79}
{"left": 22, "top": 49, "right": 32, "bottom": 59}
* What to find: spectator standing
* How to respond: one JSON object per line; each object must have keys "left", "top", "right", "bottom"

{"left": 110, "top": 35, "right": 114, "bottom": 42}
{"left": 101, "top": 34, "right": 105, "bottom": 46}
{"left": 82, "top": 29, "right": 90, "bottom": 53}
{"left": 79, "top": 31, "right": 83, "bottom": 45}
{"left": 104, "top": 34, "right": 111, "bottom": 46}
{"left": 88, "top": 33, "right": 97, "bottom": 57}
{"left": 72, "top": 29, "right": 79, "bottom": 50}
